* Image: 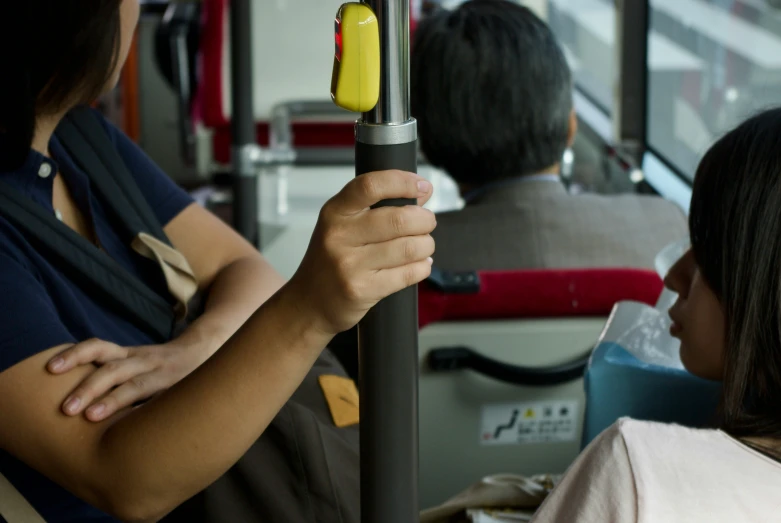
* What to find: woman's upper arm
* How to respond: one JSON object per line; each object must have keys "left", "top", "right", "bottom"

{"left": 530, "top": 421, "right": 638, "bottom": 522}
{"left": 163, "top": 203, "right": 270, "bottom": 289}
{"left": 100, "top": 111, "right": 279, "bottom": 288}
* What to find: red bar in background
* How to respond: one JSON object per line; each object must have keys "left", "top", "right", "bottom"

{"left": 122, "top": 31, "right": 141, "bottom": 143}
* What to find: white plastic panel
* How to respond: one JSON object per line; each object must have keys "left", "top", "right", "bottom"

{"left": 418, "top": 317, "right": 606, "bottom": 509}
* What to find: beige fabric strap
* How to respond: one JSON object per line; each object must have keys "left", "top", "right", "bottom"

{"left": 131, "top": 232, "right": 198, "bottom": 321}
{"left": 0, "top": 471, "right": 46, "bottom": 523}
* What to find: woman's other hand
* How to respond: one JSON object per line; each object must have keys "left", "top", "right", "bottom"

{"left": 288, "top": 169, "right": 436, "bottom": 336}
{"left": 47, "top": 339, "right": 197, "bottom": 422}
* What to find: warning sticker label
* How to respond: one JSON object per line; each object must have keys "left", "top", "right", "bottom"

{"left": 479, "top": 400, "right": 579, "bottom": 445}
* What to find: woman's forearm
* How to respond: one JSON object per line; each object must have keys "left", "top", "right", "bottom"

{"left": 172, "top": 254, "right": 286, "bottom": 364}
{"left": 93, "top": 283, "right": 330, "bottom": 520}
{"left": 2, "top": 170, "right": 434, "bottom": 522}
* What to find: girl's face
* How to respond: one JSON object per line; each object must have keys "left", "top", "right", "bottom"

{"left": 664, "top": 249, "right": 726, "bottom": 381}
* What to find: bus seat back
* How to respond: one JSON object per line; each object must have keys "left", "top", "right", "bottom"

{"left": 417, "top": 268, "right": 663, "bottom": 508}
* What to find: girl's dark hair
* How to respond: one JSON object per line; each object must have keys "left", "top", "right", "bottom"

{"left": 0, "top": 1, "right": 123, "bottom": 170}
{"left": 689, "top": 107, "right": 781, "bottom": 440}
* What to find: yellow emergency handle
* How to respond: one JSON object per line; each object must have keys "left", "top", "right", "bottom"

{"left": 331, "top": 3, "right": 380, "bottom": 113}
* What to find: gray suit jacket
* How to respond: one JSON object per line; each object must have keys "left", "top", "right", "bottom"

{"left": 431, "top": 180, "right": 688, "bottom": 271}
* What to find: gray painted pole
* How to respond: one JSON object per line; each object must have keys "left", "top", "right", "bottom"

{"left": 229, "top": 0, "right": 259, "bottom": 245}
{"left": 354, "top": 0, "right": 420, "bottom": 521}
{"left": 614, "top": 0, "right": 648, "bottom": 165}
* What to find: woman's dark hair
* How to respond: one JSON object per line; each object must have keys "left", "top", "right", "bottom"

{"left": 689, "top": 107, "right": 781, "bottom": 441}
{"left": 411, "top": 0, "right": 572, "bottom": 186}
{"left": 0, "top": 1, "right": 123, "bottom": 170}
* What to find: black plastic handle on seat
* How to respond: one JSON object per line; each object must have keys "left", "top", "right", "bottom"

{"left": 427, "top": 346, "right": 593, "bottom": 387}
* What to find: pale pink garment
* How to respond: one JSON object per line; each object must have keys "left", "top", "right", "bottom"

{"left": 530, "top": 418, "right": 781, "bottom": 522}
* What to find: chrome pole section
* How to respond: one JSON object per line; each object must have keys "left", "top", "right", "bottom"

{"left": 356, "top": 0, "right": 419, "bottom": 521}
{"left": 229, "top": 0, "right": 260, "bottom": 245}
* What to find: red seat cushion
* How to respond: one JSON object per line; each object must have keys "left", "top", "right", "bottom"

{"left": 198, "top": 0, "right": 228, "bottom": 128}
{"left": 418, "top": 268, "right": 663, "bottom": 329}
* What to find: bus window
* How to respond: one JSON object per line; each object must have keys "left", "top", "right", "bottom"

{"left": 546, "top": 0, "right": 616, "bottom": 115}
{"left": 647, "top": 0, "right": 781, "bottom": 181}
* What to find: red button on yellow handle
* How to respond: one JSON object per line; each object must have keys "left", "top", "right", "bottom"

{"left": 331, "top": 3, "right": 380, "bottom": 113}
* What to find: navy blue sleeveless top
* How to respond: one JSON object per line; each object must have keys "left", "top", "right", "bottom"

{"left": 0, "top": 109, "right": 193, "bottom": 522}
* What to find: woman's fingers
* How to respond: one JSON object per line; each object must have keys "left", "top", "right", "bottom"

{"left": 363, "top": 234, "right": 436, "bottom": 270}
{"left": 288, "top": 169, "right": 437, "bottom": 336}
{"left": 84, "top": 373, "right": 163, "bottom": 422}
{"left": 61, "top": 356, "right": 156, "bottom": 416}
{"left": 350, "top": 205, "right": 437, "bottom": 245}
{"left": 328, "top": 170, "right": 432, "bottom": 216}
{"left": 417, "top": 184, "right": 435, "bottom": 207}
{"left": 373, "top": 258, "right": 435, "bottom": 297}
{"left": 47, "top": 338, "right": 129, "bottom": 374}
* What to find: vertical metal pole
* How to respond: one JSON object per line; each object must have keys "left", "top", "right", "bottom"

{"left": 230, "top": 0, "right": 260, "bottom": 245}
{"left": 613, "top": 0, "right": 649, "bottom": 165}
{"left": 355, "top": 0, "right": 419, "bottom": 522}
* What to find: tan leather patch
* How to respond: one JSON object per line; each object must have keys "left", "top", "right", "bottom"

{"left": 318, "top": 375, "right": 360, "bottom": 428}
{"left": 131, "top": 232, "right": 198, "bottom": 320}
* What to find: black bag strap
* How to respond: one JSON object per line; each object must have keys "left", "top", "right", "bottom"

{"left": 55, "top": 108, "right": 202, "bottom": 326}
{"left": 54, "top": 106, "right": 171, "bottom": 246}
{"left": 0, "top": 181, "right": 175, "bottom": 342}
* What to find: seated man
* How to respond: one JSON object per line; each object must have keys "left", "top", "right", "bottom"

{"left": 412, "top": 0, "right": 687, "bottom": 271}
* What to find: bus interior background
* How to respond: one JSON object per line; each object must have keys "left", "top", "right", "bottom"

{"left": 98, "top": 0, "right": 781, "bottom": 517}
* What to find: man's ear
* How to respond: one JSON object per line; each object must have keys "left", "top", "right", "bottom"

{"left": 567, "top": 108, "right": 578, "bottom": 147}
